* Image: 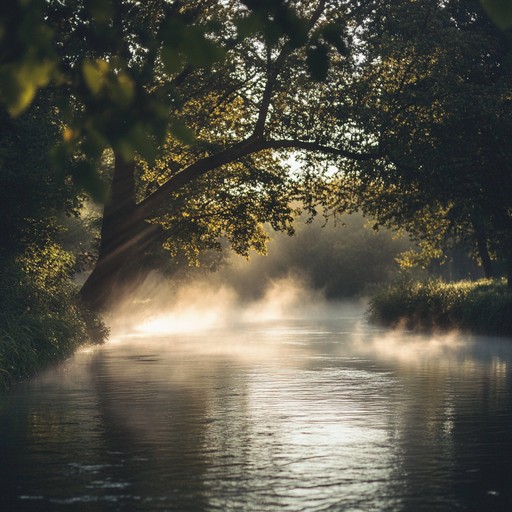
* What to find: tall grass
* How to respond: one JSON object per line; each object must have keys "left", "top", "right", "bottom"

{"left": 369, "top": 278, "right": 512, "bottom": 336}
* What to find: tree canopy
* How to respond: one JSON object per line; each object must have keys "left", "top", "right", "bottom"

{"left": 1, "top": 0, "right": 512, "bottom": 314}
{"left": 321, "top": 0, "right": 512, "bottom": 281}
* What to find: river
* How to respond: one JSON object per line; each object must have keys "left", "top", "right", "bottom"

{"left": 1, "top": 304, "right": 512, "bottom": 511}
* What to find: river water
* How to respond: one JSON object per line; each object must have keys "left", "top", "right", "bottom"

{"left": 2, "top": 305, "right": 512, "bottom": 511}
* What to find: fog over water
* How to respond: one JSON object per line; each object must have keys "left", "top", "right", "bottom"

{"left": 110, "top": 270, "right": 365, "bottom": 337}
{"left": 108, "top": 212, "right": 409, "bottom": 336}
{"left": 2, "top": 219, "right": 512, "bottom": 512}
{"left": 3, "top": 286, "right": 512, "bottom": 511}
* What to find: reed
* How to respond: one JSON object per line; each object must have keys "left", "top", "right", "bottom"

{"left": 368, "top": 278, "right": 512, "bottom": 337}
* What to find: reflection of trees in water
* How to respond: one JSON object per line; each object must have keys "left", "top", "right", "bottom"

{"left": 89, "top": 346, "right": 238, "bottom": 510}
{"left": 3, "top": 328, "right": 512, "bottom": 511}
{"left": 381, "top": 338, "right": 512, "bottom": 512}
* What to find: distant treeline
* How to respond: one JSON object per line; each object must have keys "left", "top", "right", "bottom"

{"left": 215, "top": 213, "right": 414, "bottom": 300}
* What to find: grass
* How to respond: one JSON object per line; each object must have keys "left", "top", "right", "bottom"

{"left": 368, "top": 278, "right": 512, "bottom": 337}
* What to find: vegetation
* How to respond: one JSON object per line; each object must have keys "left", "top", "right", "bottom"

{"left": 1, "top": 0, "right": 512, "bottom": 389}
{"left": 369, "top": 279, "right": 512, "bottom": 337}
{"left": 0, "top": 247, "right": 108, "bottom": 390}
{"left": 322, "top": 0, "right": 512, "bottom": 285}
{"left": 0, "top": 98, "right": 107, "bottom": 389}
{"left": 219, "top": 213, "right": 414, "bottom": 300}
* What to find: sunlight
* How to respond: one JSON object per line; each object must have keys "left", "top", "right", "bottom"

{"left": 136, "top": 309, "right": 224, "bottom": 334}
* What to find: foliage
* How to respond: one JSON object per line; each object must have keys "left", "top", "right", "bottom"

{"left": 0, "top": 246, "right": 108, "bottom": 390}
{"left": 2, "top": 0, "right": 511, "bottom": 318}
{"left": 369, "top": 278, "right": 512, "bottom": 336}
{"left": 326, "top": 0, "right": 512, "bottom": 282}
{"left": 0, "top": 97, "right": 107, "bottom": 389}
{"left": 0, "top": 0, "right": 349, "bottom": 199}
{"left": 220, "top": 213, "right": 414, "bottom": 300}
{"left": 481, "top": 0, "right": 512, "bottom": 29}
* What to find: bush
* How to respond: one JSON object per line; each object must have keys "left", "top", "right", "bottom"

{"left": 368, "top": 278, "right": 512, "bottom": 336}
{"left": 0, "top": 245, "right": 108, "bottom": 390}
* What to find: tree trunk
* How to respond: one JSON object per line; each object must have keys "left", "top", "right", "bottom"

{"left": 508, "top": 251, "right": 512, "bottom": 290}
{"left": 475, "top": 230, "right": 493, "bottom": 279}
{"left": 79, "top": 152, "right": 160, "bottom": 310}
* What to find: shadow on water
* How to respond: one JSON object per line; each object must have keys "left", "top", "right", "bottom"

{"left": 2, "top": 304, "right": 512, "bottom": 511}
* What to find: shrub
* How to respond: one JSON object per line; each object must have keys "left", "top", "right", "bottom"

{"left": 0, "top": 244, "right": 108, "bottom": 390}
{"left": 369, "top": 278, "right": 512, "bottom": 336}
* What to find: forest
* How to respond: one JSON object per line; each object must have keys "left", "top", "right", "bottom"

{"left": 1, "top": 0, "right": 512, "bottom": 387}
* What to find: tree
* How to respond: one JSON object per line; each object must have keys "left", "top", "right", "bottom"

{"left": 327, "top": 0, "right": 512, "bottom": 285}
{"left": 2, "top": 0, "right": 382, "bottom": 310}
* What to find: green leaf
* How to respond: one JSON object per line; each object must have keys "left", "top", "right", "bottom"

{"left": 72, "top": 160, "right": 108, "bottom": 203}
{"left": 161, "top": 45, "right": 184, "bottom": 75}
{"left": 109, "top": 72, "right": 135, "bottom": 107}
{"left": 182, "top": 32, "right": 225, "bottom": 67}
{"left": 170, "top": 120, "right": 195, "bottom": 145}
{"left": 481, "top": 0, "right": 512, "bottom": 29}
{"left": 81, "top": 130, "right": 108, "bottom": 160}
{"left": 321, "top": 24, "right": 348, "bottom": 55}
{"left": 307, "top": 45, "right": 330, "bottom": 82}
{"left": 87, "top": 0, "right": 114, "bottom": 24}
{"left": 1, "top": 59, "right": 55, "bottom": 116}
{"left": 275, "top": 8, "right": 308, "bottom": 48}
{"left": 126, "top": 123, "right": 159, "bottom": 163}
{"left": 82, "top": 59, "right": 109, "bottom": 95}
{"left": 235, "top": 12, "right": 264, "bottom": 37}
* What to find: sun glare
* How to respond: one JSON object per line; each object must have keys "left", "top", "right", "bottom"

{"left": 136, "top": 310, "right": 224, "bottom": 334}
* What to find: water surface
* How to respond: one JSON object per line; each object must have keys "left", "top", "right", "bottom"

{"left": 2, "top": 307, "right": 512, "bottom": 511}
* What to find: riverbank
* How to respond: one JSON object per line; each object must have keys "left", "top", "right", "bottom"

{"left": 0, "top": 259, "right": 108, "bottom": 391}
{"left": 0, "top": 304, "right": 107, "bottom": 391}
{"left": 368, "top": 279, "right": 512, "bottom": 337}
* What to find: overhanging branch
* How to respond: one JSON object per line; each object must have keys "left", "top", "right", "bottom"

{"left": 136, "top": 135, "right": 378, "bottom": 220}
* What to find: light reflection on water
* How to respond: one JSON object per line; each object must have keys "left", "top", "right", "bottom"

{"left": 1, "top": 308, "right": 512, "bottom": 511}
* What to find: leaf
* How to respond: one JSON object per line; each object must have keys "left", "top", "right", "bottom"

{"left": 235, "top": 12, "right": 264, "bottom": 37}
{"left": 307, "top": 45, "right": 330, "bottom": 82}
{"left": 182, "top": 30, "right": 226, "bottom": 67}
{"left": 87, "top": 0, "right": 114, "bottom": 24}
{"left": 126, "top": 123, "right": 159, "bottom": 163}
{"left": 481, "top": 0, "right": 512, "bottom": 29}
{"left": 1, "top": 59, "right": 55, "bottom": 116}
{"left": 110, "top": 72, "right": 135, "bottom": 107}
{"left": 72, "top": 160, "right": 108, "bottom": 203}
{"left": 275, "top": 7, "right": 308, "bottom": 48}
{"left": 81, "top": 129, "right": 108, "bottom": 160}
{"left": 82, "top": 59, "right": 109, "bottom": 95}
{"left": 170, "top": 120, "right": 195, "bottom": 145}
{"left": 161, "top": 45, "right": 184, "bottom": 75}
{"left": 321, "top": 24, "right": 348, "bottom": 55}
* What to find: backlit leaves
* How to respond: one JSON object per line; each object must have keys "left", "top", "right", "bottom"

{"left": 0, "top": 0, "right": 57, "bottom": 116}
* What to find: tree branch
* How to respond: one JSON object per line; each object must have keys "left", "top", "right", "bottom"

{"left": 251, "top": 0, "right": 328, "bottom": 138}
{"left": 136, "top": 136, "right": 263, "bottom": 219}
{"left": 136, "top": 133, "right": 379, "bottom": 221}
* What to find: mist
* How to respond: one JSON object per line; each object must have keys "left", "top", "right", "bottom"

{"left": 109, "top": 213, "right": 411, "bottom": 336}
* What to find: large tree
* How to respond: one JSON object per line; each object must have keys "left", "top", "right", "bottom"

{"left": 2, "top": 0, "right": 382, "bottom": 309}
{"left": 326, "top": 0, "right": 512, "bottom": 284}
{"left": 4, "top": 0, "right": 511, "bottom": 315}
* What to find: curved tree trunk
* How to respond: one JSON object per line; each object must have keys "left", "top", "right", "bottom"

{"left": 79, "top": 152, "right": 160, "bottom": 310}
